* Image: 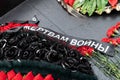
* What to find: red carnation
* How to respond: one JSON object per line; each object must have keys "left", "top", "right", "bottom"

{"left": 77, "top": 46, "right": 87, "bottom": 56}
{"left": 33, "top": 74, "right": 44, "bottom": 80}
{"left": 64, "top": 0, "right": 69, "bottom": 4}
{"left": 12, "top": 72, "right": 23, "bottom": 80}
{"left": 64, "top": 0, "right": 75, "bottom": 6}
{"left": 115, "top": 22, "right": 120, "bottom": 29}
{"left": 7, "top": 70, "right": 16, "bottom": 80}
{"left": 109, "top": 38, "right": 118, "bottom": 46}
{"left": 106, "top": 26, "right": 118, "bottom": 37}
{"left": 44, "top": 74, "right": 54, "bottom": 80}
{"left": 22, "top": 71, "right": 34, "bottom": 80}
{"left": 77, "top": 46, "right": 94, "bottom": 56}
{"left": 68, "top": 0, "right": 75, "bottom": 6}
{"left": 87, "top": 47, "right": 94, "bottom": 54}
{"left": 101, "top": 37, "right": 111, "bottom": 43}
{"left": 0, "top": 71, "right": 7, "bottom": 80}
{"left": 116, "top": 37, "right": 120, "bottom": 44}
{"left": 102, "top": 37, "right": 118, "bottom": 46}
{"left": 108, "top": 0, "right": 118, "bottom": 7}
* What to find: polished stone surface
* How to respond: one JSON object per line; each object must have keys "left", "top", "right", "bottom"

{"left": 0, "top": 0, "right": 119, "bottom": 80}
{"left": 0, "top": 0, "right": 25, "bottom": 16}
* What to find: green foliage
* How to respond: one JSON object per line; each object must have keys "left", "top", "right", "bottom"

{"left": 73, "top": 0, "right": 108, "bottom": 16}
{"left": 0, "top": 60, "right": 98, "bottom": 80}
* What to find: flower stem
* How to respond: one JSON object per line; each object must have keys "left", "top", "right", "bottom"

{"left": 91, "top": 51, "right": 120, "bottom": 79}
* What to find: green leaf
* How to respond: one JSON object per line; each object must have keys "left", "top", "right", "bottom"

{"left": 96, "top": 0, "right": 108, "bottom": 14}
{"left": 73, "top": 0, "right": 85, "bottom": 9}
{"left": 87, "top": 0, "right": 96, "bottom": 16}
{"left": 80, "top": 0, "right": 89, "bottom": 14}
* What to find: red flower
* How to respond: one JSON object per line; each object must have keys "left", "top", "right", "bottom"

{"left": 22, "top": 71, "right": 34, "bottom": 80}
{"left": 0, "top": 70, "right": 58, "bottom": 80}
{"left": 101, "top": 37, "right": 111, "bottom": 43}
{"left": 7, "top": 70, "right": 16, "bottom": 80}
{"left": 68, "top": 0, "right": 75, "bottom": 6}
{"left": 87, "top": 47, "right": 94, "bottom": 54}
{"left": 22, "top": 23, "right": 38, "bottom": 27}
{"left": 106, "top": 26, "right": 118, "bottom": 37}
{"left": 115, "top": 22, "right": 120, "bottom": 29}
{"left": 102, "top": 37, "right": 118, "bottom": 46}
{"left": 77, "top": 46, "right": 87, "bottom": 56}
{"left": 116, "top": 37, "right": 120, "bottom": 44}
{"left": 12, "top": 72, "right": 23, "bottom": 80}
{"left": 44, "top": 74, "right": 54, "bottom": 80}
{"left": 64, "top": 0, "right": 75, "bottom": 6}
{"left": 64, "top": 0, "right": 69, "bottom": 4}
{"left": 0, "top": 71, "right": 7, "bottom": 80}
{"left": 0, "top": 22, "right": 38, "bottom": 32}
{"left": 109, "top": 38, "right": 118, "bottom": 46}
{"left": 108, "top": 0, "right": 118, "bottom": 7}
{"left": 33, "top": 74, "right": 44, "bottom": 80}
{"left": 77, "top": 46, "right": 94, "bottom": 56}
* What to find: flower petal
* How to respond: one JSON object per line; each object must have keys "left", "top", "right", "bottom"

{"left": 33, "top": 74, "right": 44, "bottom": 80}
{"left": 44, "top": 74, "right": 54, "bottom": 80}
{"left": 7, "top": 70, "right": 16, "bottom": 80}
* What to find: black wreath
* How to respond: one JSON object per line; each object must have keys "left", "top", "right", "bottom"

{"left": 0, "top": 28, "right": 94, "bottom": 75}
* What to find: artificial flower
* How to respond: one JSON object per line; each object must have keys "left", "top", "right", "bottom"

{"left": 0, "top": 71, "right": 7, "bottom": 80}
{"left": 44, "top": 74, "right": 54, "bottom": 80}
{"left": 7, "top": 70, "right": 16, "bottom": 80}
{"left": 0, "top": 70, "right": 57, "bottom": 80}
{"left": 33, "top": 74, "right": 44, "bottom": 80}
{"left": 22, "top": 71, "right": 34, "bottom": 80}
{"left": 12, "top": 73, "right": 23, "bottom": 80}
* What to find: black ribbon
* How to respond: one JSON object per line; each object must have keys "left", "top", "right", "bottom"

{"left": 23, "top": 25, "right": 115, "bottom": 57}
{"left": 0, "top": 20, "right": 115, "bottom": 56}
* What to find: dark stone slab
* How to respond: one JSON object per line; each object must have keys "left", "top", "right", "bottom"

{"left": 0, "top": 0, "right": 25, "bottom": 16}
{"left": 0, "top": 0, "right": 119, "bottom": 80}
